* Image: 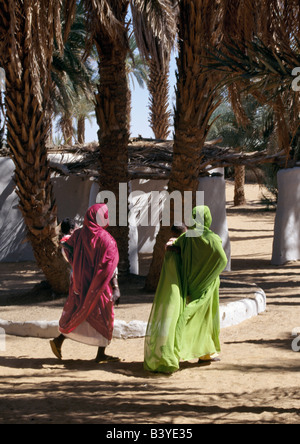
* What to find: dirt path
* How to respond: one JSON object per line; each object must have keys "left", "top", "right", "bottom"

{"left": 0, "top": 183, "right": 299, "bottom": 424}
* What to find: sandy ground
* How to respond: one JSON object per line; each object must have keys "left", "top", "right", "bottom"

{"left": 0, "top": 182, "right": 299, "bottom": 425}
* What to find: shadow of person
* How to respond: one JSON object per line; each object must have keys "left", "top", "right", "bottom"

{"left": 102, "top": 359, "right": 212, "bottom": 378}
{"left": 0, "top": 355, "right": 213, "bottom": 378}
{"left": 179, "top": 360, "right": 212, "bottom": 371}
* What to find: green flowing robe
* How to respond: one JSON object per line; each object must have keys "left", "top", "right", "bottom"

{"left": 144, "top": 206, "right": 228, "bottom": 373}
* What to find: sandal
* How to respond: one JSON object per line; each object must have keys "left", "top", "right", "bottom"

{"left": 198, "top": 357, "right": 221, "bottom": 364}
{"left": 50, "top": 340, "right": 62, "bottom": 360}
{"left": 95, "top": 355, "right": 121, "bottom": 364}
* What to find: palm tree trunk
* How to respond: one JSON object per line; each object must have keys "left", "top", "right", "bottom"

{"left": 77, "top": 115, "right": 85, "bottom": 144}
{"left": 145, "top": 0, "right": 220, "bottom": 290}
{"left": 61, "top": 114, "right": 74, "bottom": 145}
{"left": 148, "top": 58, "right": 171, "bottom": 140}
{"left": 94, "top": 36, "right": 130, "bottom": 274}
{"left": 234, "top": 165, "right": 246, "bottom": 206}
{"left": 3, "top": 1, "right": 70, "bottom": 294}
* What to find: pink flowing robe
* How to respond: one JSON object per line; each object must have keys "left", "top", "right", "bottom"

{"left": 59, "top": 204, "right": 119, "bottom": 346}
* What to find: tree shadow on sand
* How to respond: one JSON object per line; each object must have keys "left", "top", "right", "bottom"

{"left": 0, "top": 368, "right": 299, "bottom": 424}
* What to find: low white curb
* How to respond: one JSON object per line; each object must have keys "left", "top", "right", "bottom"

{"left": 0, "top": 319, "right": 147, "bottom": 340}
{"left": 0, "top": 288, "right": 266, "bottom": 340}
{"left": 113, "top": 320, "right": 147, "bottom": 339}
{"left": 220, "top": 289, "right": 267, "bottom": 328}
{"left": 0, "top": 319, "right": 60, "bottom": 339}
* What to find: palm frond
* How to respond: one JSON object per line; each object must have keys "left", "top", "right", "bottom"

{"left": 51, "top": 2, "right": 96, "bottom": 119}
{"left": 131, "top": 0, "right": 178, "bottom": 69}
{"left": 126, "top": 35, "right": 148, "bottom": 89}
{"left": 204, "top": 36, "right": 300, "bottom": 158}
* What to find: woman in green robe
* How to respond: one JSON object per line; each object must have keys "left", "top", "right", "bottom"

{"left": 144, "top": 206, "right": 228, "bottom": 373}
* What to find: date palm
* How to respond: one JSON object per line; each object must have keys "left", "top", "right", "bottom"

{"left": 52, "top": 0, "right": 95, "bottom": 145}
{"left": 74, "top": 93, "right": 96, "bottom": 144}
{"left": 83, "top": 0, "right": 130, "bottom": 274}
{"left": 126, "top": 35, "right": 148, "bottom": 91}
{"left": 205, "top": 0, "right": 300, "bottom": 161}
{"left": 146, "top": 0, "right": 300, "bottom": 289}
{"left": 1, "top": 0, "right": 175, "bottom": 286}
{"left": 145, "top": 0, "right": 222, "bottom": 290}
{"left": 208, "top": 99, "right": 275, "bottom": 206}
{"left": 84, "top": 0, "right": 176, "bottom": 274}
{"left": 0, "top": 0, "right": 77, "bottom": 294}
{"left": 132, "top": 0, "right": 178, "bottom": 139}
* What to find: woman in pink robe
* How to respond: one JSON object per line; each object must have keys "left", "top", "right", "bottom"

{"left": 50, "top": 204, "right": 120, "bottom": 363}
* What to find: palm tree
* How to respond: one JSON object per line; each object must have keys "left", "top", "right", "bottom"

{"left": 147, "top": 58, "right": 172, "bottom": 140}
{"left": 131, "top": 1, "right": 177, "bottom": 140}
{"left": 83, "top": 0, "right": 131, "bottom": 274}
{"left": 208, "top": 102, "right": 246, "bottom": 205}
{"left": 83, "top": 0, "right": 175, "bottom": 274}
{"left": 204, "top": 0, "right": 300, "bottom": 162}
{"left": 208, "top": 99, "right": 275, "bottom": 205}
{"left": 145, "top": 0, "right": 222, "bottom": 290}
{"left": 51, "top": 0, "right": 95, "bottom": 146}
{"left": 67, "top": 35, "right": 147, "bottom": 147}
{"left": 0, "top": 0, "right": 77, "bottom": 294}
{"left": 126, "top": 34, "right": 148, "bottom": 91}
{"left": 132, "top": 0, "right": 177, "bottom": 140}
{"left": 73, "top": 91, "right": 95, "bottom": 144}
{"left": 145, "top": 0, "right": 300, "bottom": 289}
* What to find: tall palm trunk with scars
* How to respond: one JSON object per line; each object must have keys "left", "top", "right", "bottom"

{"left": 1, "top": 1, "right": 71, "bottom": 294}
{"left": 148, "top": 58, "right": 171, "bottom": 140}
{"left": 94, "top": 21, "right": 130, "bottom": 275}
{"left": 234, "top": 165, "right": 246, "bottom": 206}
{"left": 131, "top": 0, "right": 177, "bottom": 141}
{"left": 146, "top": 0, "right": 221, "bottom": 290}
{"left": 77, "top": 115, "right": 85, "bottom": 144}
{"left": 85, "top": 0, "right": 179, "bottom": 275}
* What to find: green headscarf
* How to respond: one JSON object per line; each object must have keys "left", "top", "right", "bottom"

{"left": 192, "top": 205, "right": 212, "bottom": 229}
{"left": 187, "top": 205, "right": 213, "bottom": 239}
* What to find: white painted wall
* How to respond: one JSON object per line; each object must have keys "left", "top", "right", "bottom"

{"left": 122, "top": 175, "right": 232, "bottom": 274}
{"left": 198, "top": 173, "right": 231, "bottom": 271}
{"left": 0, "top": 156, "right": 93, "bottom": 262}
{"left": 272, "top": 167, "right": 300, "bottom": 265}
{"left": 0, "top": 158, "right": 34, "bottom": 262}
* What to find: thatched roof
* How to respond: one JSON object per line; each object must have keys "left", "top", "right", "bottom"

{"left": 46, "top": 137, "right": 288, "bottom": 180}
{"left": 1, "top": 137, "right": 289, "bottom": 180}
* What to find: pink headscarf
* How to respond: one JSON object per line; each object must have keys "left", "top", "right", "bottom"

{"left": 59, "top": 204, "right": 119, "bottom": 340}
